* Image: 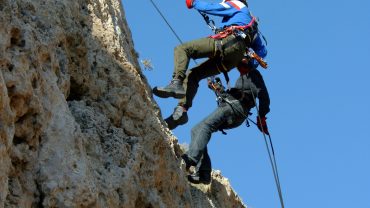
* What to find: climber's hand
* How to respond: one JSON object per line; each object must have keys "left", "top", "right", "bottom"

{"left": 186, "top": 0, "right": 194, "bottom": 8}
{"left": 257, "top": 116, "right": 269, "bottom": 135}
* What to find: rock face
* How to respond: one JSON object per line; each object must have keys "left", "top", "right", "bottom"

{"left": 0, "top": 0, "right": 246, "bottom": 207}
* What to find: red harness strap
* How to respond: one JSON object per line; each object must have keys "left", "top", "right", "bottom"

{"left": 210, "top": 16, "right": 256, "bottom": 39}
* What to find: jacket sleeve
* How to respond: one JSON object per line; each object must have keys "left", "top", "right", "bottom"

{"left": 192, "top": 0, "right": 238, "bottom": 16}
{"left": 253, "top": 34, "right": 268, "bottom": 57}
{"left": 253, "top": 35, "right": 267, "bottom": 59}
{"left": 254, "top": 71, "right": 270, "bottom": 117}
{"left": 248, "top": 34, "right": 267, "bottom": 68}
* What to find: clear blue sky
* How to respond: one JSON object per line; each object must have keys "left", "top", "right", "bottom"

{"left": 122, "top": 0, "right": 370, "bottom": 207}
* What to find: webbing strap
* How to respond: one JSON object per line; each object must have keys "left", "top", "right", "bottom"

{"left": 210, "top": 17, "right": 256, "bottom": 39}
{"left": 215, "top": 58, "right": 230, "bottom": 89}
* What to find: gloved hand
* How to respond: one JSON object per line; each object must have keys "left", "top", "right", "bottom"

{"left": 186, "top": 0, "right": 194, "bottom": 8}
{"left": 256, "top": 116, "right": 269, "bottom": 135}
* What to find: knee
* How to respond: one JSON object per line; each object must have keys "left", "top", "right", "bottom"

{"left": 175, "top": 44, "right": 187, "bottom": 54}
{"left": 191, "top": 125, "right": 199, "bottom": 136}
{"left": 191, "top": 123, "right": 204, "bottom": 135}
{"left": 192, "top": 121, "right": 211, "bottom": 134}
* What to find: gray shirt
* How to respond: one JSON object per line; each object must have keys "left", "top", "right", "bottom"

{"left": 231, "top": 69, "right": 270, "bottom": 117}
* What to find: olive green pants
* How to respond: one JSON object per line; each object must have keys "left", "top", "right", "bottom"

{"left": 173, "top": 35, "right": 247, "bottom": 109}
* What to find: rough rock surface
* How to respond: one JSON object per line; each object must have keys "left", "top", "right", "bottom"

{"left": 0, "top": 0, "right": 246, "bottom": 207}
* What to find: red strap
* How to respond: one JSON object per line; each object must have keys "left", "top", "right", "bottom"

{"left": 210, "top": 17, "right": 256, "bottom": 39}
{"left": 210, "top": 30, "right": 233, "bottom": 39}
{"left": 231, "top": 16, "right": 256, "bottom": 30}
{"left": 228, "top": 1, "right": 241, "bottom": 10}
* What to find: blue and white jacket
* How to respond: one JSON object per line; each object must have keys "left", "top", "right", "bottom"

{"left": 192, "top": 0, "right": 253, "bottom": 28}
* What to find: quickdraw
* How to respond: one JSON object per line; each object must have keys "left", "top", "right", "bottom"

{"left": 247, "top": 48, "right": 268, "bottom": 69}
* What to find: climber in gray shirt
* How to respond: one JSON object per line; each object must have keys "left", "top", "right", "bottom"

{"left": 181, "top": 57, "right": 271, "bottom": 184}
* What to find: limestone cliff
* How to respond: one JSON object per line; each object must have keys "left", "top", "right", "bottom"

{"left": 0, "top": 0, "right": 246, "bottom": 207}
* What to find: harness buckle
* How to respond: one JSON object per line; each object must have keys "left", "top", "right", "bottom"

{"left": 236, "top": 30, "right": 247, "bottom": 39}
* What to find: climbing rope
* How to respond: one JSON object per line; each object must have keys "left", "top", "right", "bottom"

{"left": 148, "top": 0, "right": 201, "bottom": 67}
{"left": 148, "top": 0, "right": 184, "bottom": 44}
{"left": 249, "top": 88, "right": 285, "bottom": 208}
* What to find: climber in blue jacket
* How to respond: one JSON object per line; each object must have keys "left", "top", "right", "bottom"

{"left": 153, "top": 0, "right": 262, "bottom": 129}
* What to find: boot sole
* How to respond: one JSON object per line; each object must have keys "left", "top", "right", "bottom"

{"left": 165, "top": 116, "right": 188, "bottom": 130}
{"left": 152, "top": 87, "right": 185, "bottom": 99}
{"left": 187, "top": 176, "right": 212, "bottom": 185}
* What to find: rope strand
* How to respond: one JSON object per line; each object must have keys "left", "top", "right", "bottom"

{"left": 149, "top": 0, "right": 183, "bottom": 44}
{"left": 148, "top": 0, "right": 200, "bottom": 66}
{"left": 249, "top": 86, "right": 285, "bottom": 208}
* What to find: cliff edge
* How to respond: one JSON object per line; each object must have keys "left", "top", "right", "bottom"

{"left": 0, "top": 0, "right": 245, "bottom": 207}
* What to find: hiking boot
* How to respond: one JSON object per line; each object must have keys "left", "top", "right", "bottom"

{"left": 187, "top": 171, "right": 211, "bottom": 185}
{"left": 152, "top": 79, "right": 185, "bottom": 99}
{"left": 181, "top": 154, "right": 196, "bottom": 171}
{"left": 164, "top": 106, "right": 188, "bottom": 130}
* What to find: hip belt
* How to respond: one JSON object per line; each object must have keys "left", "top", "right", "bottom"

{"left": 210, "top": 17, "right": 257, "bottom": 40}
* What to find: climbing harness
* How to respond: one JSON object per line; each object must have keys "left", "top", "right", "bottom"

{"left": 210, "top": 16, "right": 257, "bottom": 39}
{"left": 208, "top": 77, "right": 251, "bottom": 134}
{"left": 206, "top": 15, "right": 260, "bottom": 88}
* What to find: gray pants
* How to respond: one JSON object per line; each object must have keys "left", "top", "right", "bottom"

{"left": 187, "top": 99, "right": 249, "bottom": 173}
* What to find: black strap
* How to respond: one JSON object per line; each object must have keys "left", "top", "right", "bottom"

{"left": 246, "top": 119, "right": 250, "bottom": 127}
{"left": 222, "top": 71, "right": 230, "bottom": 86}
{"left": 215, "top": 58, "right": 230, "bottom": 87}
{"left": 213, "top": 40, "right": 230, "bottom": 87}
{"left": 219, "top": 129, "right": 227, "bottom": 135}
{"left": 259, "top": 31, "right": 268, "bottom": 45}
{"left": 199, "top": 11, "right": 217, "bottom": 33}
